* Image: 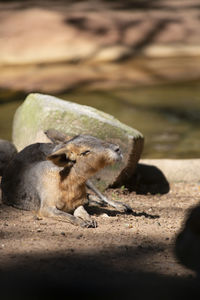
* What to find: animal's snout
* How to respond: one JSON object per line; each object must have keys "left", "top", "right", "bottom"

{"left": 113, "top": 145, "right": 120, "bottom": 153}
{"left": 113, "top": 145, "right": 123, "bottom": 160}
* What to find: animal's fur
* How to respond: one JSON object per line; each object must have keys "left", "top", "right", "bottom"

{"left": 0, "top": 140, "right": 17, "bottom": 176}
{"left": 2, "top": 134, "right": 129, "bottom": 227}
{"left": 45, "top": 129, "right": 132, "bottom": 212}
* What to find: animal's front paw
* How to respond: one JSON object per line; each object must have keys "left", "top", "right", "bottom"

{"left": 79, "top": 218, "right": 98, "bottom": 228}
{"left": 113, "top": 201, "right": 132, "bottom": 213}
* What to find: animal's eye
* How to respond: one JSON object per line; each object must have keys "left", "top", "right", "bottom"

{"left": 80, "top": 150, "right": 90, "bottom": 156}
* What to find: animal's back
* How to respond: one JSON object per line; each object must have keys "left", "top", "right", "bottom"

{"left": 1, "top": 143, "right": 56, "bottom": 211}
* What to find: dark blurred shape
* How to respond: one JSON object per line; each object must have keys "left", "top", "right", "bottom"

{"left": 175, "top": 205, "right": 200, "bottom": 273}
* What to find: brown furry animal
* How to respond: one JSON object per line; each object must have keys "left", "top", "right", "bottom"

{"left": 2, "top": 134, "right": 130, "bottom": 227}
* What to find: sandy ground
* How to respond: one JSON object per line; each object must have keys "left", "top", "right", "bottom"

{"left": 0, "top": 182, "right": 200, "bottom": 299}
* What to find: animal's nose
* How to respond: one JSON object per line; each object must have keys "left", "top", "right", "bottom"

{"left": 111, "top": 145, "right": 123, "bottom": 161}
{"left": 113, "top": 145, "right": 120, "bottom": 154}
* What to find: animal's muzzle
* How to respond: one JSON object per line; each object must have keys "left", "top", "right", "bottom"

{"left": 113, "top": 145, "right": 123, "bottom": 161}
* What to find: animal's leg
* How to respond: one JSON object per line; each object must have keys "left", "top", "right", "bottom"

{"left": 86, "top": 180, "right": 132, "bottom": 212}
{"left": 74, "top": 205, "right": 97, "bottom": 228}
{"left": 86, "top": 194, "right": 103, "bottom": 206}
{"left": 38, "top": 206, "right": 96, "bottom": 228}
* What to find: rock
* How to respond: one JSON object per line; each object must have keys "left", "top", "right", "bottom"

{"left": 0, "top": 140, "right": 17, "bottom": 176}
{"left": 12, "top": 93, "right": 144, "bottom": 190}
{"left": 101, "top": 213, "right": 109, "bottom": 218}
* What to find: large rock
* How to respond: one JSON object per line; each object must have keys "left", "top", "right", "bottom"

{"left": 13, "top": 93, "right": 144, "bottom": 190}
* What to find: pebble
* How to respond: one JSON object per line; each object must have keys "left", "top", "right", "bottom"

{"left": 125, "top": 223, "right": 133, "bottom": 228}
{"left": 76, "top": 234, "right": 83, "bottom": 239}
{"left": 40, "top": 221, "right": 47, "bottom": 225}
{"left": 101, "top": 213, "right": 109, "bottom": 218}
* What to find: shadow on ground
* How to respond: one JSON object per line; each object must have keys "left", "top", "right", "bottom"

{"left": 124, "top": 162, "right": 170, "bottom": 195}
{"left": 0, "top": 247, "right": 199, "bottom": 300}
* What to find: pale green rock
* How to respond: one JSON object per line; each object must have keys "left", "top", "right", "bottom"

{"left": 13, "top": 93, "right": 144, "bottom": 189}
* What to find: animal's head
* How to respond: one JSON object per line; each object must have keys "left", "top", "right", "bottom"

{"left": 47, "top": 135, "right": 122, "bottom": 178}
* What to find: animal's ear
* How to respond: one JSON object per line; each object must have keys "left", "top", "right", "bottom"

{"left": 45, "top": 129, "right": 72, "bottom": 144}
{"left": 47, "top": 146, "right": 71, "bottom": 167}
{"left": 47, "top": 144, "right": 78, "bottom": 167}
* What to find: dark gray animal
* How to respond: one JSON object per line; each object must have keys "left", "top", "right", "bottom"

{"left": 0, "top": 140, "right": 17, "bottom": 176}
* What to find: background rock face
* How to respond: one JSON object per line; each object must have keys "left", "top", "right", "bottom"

{"left": 1, "top": 1, "right": 200, "bottom": 66}
{"left": 13, "top": 93, "right": 144, "bottom": 189}
{"left": 1, "top": 1, "right": 200, "bottom": 94}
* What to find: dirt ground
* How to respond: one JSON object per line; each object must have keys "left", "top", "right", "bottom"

{"left": 0, "top": 182, "right": 200, "bottom": 299}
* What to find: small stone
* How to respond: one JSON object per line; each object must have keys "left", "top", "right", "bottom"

{"left": 125, "top": 223, "right": 133, "bottom": 228}
{"left": 40, "top": 221, "right": 47, "bottom": 225}
{"left": 76, "top": 234, "right": 83, "bottom": 239}
{"left": 34, "top": 215, "right": 42, "bottom": 221}
{"left": 101, "top": 213, "right": 109, "bottom": 218}
{"left": 61, "top": 232, "right": 66, "bottom": 236}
